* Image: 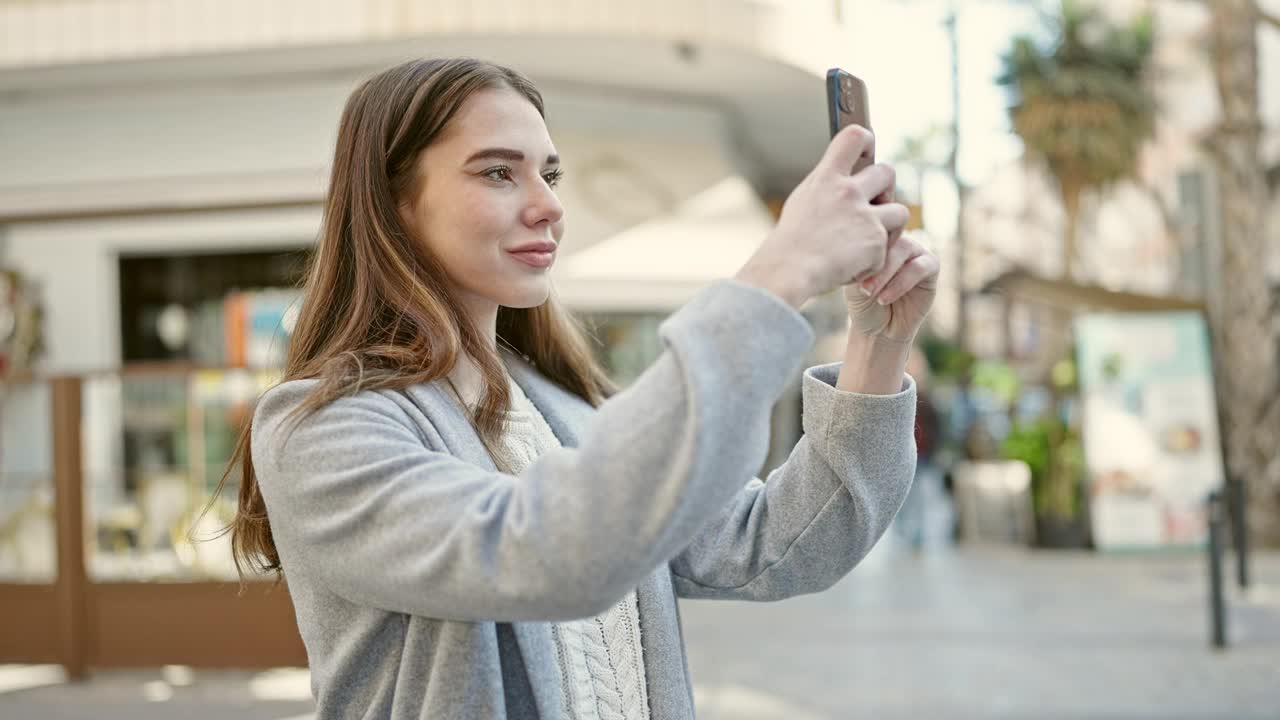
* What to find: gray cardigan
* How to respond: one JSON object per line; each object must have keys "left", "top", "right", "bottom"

{"left": 251, "top": 279, "right": 918, "bottom": 719}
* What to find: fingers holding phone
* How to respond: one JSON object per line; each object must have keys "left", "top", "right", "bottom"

{"left": 731, "top": 68, "right": 916, "bottom": 307}
{"left": 733, "top": 159, "right": 908, "bottom": 305}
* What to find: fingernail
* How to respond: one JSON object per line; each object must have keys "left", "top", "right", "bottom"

{"left": 877, "top": 296, "right": 889, "bottom": 306}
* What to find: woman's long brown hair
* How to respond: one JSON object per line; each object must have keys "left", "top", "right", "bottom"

{"left": 207, "top": 57, "right": 616, "bottom": 583}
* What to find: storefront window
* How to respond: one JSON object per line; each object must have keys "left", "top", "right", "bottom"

{"left": 83, "top": 368, "right": 279, "bottom": 581}
{"left": 85, "top": 246, "right": 304, "bottom": 580}
{"left": 119, "top": 249, "right": 306, "bottom": 366}
{"left": 0, "top": 380, "right": 56, "bottom": 583}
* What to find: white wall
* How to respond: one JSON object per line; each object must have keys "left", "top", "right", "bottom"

{"left": 0, "top": 78, "right": 348, "bottom": 191}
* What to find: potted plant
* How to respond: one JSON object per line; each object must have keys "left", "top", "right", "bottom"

{"left": 1000, "top": 381, "right": 1091, "bottom": 550}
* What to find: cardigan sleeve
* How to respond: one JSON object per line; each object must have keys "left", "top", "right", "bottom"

{"left": 668, "top": 364, "right": 917, "bottom": 601}
{"left": 250, "top": 279, "right": 815, "bottom": 623}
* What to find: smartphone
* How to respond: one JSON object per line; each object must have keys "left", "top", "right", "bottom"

{"left": 826, "top": 68, "right": 873, "bottom": 174}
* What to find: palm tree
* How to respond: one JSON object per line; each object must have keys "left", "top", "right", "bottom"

{"left": 997, "top": 1, "right": 1157, "bottom": 282}
{"left": 1203, "top": 0, "right": 1280, "bottom": 546}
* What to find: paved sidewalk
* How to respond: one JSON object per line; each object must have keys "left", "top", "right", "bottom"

{"left": 685, "top": 542, "right": 1280, "bottom": 719}
{"left": 2, "top": 543, "right": 1277, "bottom": 719}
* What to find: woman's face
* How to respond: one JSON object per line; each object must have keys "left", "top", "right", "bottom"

{"left": 399, "top": 86, "right": 565, "bottom": 316}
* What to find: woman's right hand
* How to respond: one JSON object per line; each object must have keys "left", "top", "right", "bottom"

{"left": 734, "top": 125, "right": 910, "bottom": 308}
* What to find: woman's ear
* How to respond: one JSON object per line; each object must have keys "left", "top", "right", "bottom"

{"left": 394, "top": 160, "right": 427, "bottom": 239}
{"left": 396, "top": 197, "right": 419, "bottom": 238}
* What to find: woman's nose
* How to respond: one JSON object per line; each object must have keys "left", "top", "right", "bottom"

{"left": 523, "top": 182, "right": 564, "bottom": 227}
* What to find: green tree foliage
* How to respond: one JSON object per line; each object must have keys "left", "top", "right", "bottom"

{"left": 998, "top": 1, "right": 1157, "bottom": 280}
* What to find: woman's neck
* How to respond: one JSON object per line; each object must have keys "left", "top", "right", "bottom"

{"left": 447, "top": 349, "right": 517, "bottom": 409}
{"left": 447, "top": 289, "right": 504, "bottom": 408}
{"left": 447, "top": 353, "right": 486, "bottom": 408}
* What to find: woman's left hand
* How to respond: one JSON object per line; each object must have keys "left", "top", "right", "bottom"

{"left": 842, "top": 230, "right": 940, "bottom": 344}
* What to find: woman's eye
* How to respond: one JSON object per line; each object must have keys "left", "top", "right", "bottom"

{"left": 483, "top": 166, "right": 562, "bottom": 188}
{"left": 484, "top": 167, "right": 513, "bottom": 182}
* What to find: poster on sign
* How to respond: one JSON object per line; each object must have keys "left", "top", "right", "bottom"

{"left": 1074, "top": 312, "right": 1224, "bottom": 551}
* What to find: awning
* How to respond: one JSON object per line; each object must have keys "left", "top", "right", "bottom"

{"left": 979, "top": 270, "right": 1206, "bottom": 313}
{"left": 552, "top": 176, "right": 775, "bottom": 312}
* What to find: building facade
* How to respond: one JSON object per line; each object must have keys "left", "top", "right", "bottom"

{"left": 0, "top": 0, "right": 854, "bottom": 674}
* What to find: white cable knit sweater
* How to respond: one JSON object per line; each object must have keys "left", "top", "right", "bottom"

{"left": 490, "top": 373, "right": 652, "bottom": 720}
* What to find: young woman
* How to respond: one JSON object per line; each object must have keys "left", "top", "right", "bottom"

{"left": 218, "top": 57, "right": 939, "bottom": 719}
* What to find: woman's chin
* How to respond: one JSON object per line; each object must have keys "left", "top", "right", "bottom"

{"left": 500, "top": 281, "right": 552, "bottom": 309}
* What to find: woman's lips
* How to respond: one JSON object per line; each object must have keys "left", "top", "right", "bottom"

{"left": 507, "top": 250, "right": 555, "bottom": 268}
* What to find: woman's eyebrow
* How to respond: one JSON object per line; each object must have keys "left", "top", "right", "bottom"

{"left": 464, "top": 147, "right": 560, "bottom": 166}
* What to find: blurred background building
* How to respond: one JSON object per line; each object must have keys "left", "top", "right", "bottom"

{"left": 1, "top": 1, "right": 1279, "bottom": 718}
{"left": 0, "top": 0, "right": 861, "bottom": 678}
